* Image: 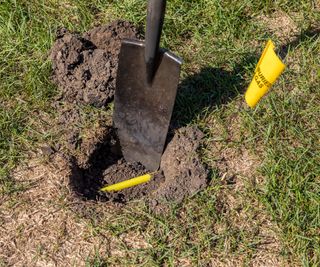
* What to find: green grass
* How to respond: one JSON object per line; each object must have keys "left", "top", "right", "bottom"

{"left": 243, "top": 36, "right": 320, "bottom": 265}
{"left": 0, "top": 0, "right": 319, "bottom": 266}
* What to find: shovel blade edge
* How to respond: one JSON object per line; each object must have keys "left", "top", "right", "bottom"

{"left": 113, "top": 39, "right": 182, "bottom": 171}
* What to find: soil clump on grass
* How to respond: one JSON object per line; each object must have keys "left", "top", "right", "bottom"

{"left": 49, "top": 20, "right": 208, "bottom": 209}
{"left": 50, "top": 20, "right": 141, "bottom": 107}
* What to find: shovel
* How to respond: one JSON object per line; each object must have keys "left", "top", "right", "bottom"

{"left": 113, "top": 0, "right": 182, "bottom": 171}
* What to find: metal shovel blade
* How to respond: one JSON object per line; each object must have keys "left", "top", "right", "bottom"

{"left": 113, "top": 39, "right": 182, "bottom": 171}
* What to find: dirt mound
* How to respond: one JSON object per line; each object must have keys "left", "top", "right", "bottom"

{"left": 83, "top": 20, "right": 140, "bottom": 57}
{"left": 50, "top": 20, "right": 141, "bottom": 107}
{"left": 154, "top": 127, "right": 208, "bottom": 202}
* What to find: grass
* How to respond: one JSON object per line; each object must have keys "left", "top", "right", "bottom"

{"left": 0, "top": 0, "right": 319, "bottom": 266}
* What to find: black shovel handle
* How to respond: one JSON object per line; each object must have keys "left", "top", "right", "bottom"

{"left": 145, "top": 0, "right": 167, "bottom": 83}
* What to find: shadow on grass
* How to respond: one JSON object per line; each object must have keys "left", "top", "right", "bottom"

{"left": 172, "top": 26, "right": 320, "bottom": 128}
{"left": 278, "top": 26, "right": 320, "bottom": 59}
{"left": 171, "top": 54, "right": 258, "bottom": 128}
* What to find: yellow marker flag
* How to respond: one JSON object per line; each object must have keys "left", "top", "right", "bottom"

{"left": 245, "top": 40, "right": 286, "bottom": 108}
{"left": 100, "top": 173, "right": 152, "bottom": 192}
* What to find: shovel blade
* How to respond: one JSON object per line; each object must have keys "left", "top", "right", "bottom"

{"left": 113, "top": 39, "right": 182, "bottom": 171}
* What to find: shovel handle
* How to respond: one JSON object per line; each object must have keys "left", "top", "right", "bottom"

{"left": 145, "top": 0, "right": 166, "bottom": 82}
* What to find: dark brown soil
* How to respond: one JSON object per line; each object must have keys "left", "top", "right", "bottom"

{"left": 49, "top": 20, "right": 209, "bottom": 209}
{"left": 50, "top": 20, "right": 141, "bottom": 107}
{"left": 153, "top": 127, "right": 208, "bottom": 203}
{"left": 68, "top": 125, "right": 207, "bottom": 206}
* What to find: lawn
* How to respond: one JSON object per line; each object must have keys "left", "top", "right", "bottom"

{"left": 0, "top": 0, "right": 319, "bottom": 266}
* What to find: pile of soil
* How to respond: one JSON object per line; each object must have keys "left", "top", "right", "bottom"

{"left": 50, "top": 20, "right": 141, "bottom": 107}
{"left": 49, "top": 20, "right": 209, "bottom": 210}
{"left": 153, "top": 127, "right": 208, "bottom": 203}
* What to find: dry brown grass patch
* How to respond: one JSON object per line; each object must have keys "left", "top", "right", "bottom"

{"left": 0, "top": 154, "right": 112, "bottom": 266}
{"left": 255, "top": 11, "right": 300, "bottom": 43}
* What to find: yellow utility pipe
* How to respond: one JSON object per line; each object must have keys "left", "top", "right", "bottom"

{"left": 100, "top": 173, "right": 153, "bottom": 192}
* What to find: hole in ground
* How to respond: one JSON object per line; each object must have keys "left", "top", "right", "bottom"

{"left": 69, "top": 126, "right": 165, "bottom": 203}
{"left": 68, "top": 124, "right": 209, "bottom": 211}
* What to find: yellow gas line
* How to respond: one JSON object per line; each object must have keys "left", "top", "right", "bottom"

{"left": 100, "top": 172, "right": 156, "bottom": 192}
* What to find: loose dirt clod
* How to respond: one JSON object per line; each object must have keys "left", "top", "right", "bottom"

{"left": 152, "top": 127, "right": 208, "bottom": 205}
{"left": 83, "top": 20, "right": 141, "bottom": 58}
{"left": 50, "top": 20, "right": 141, "bottom": 107}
